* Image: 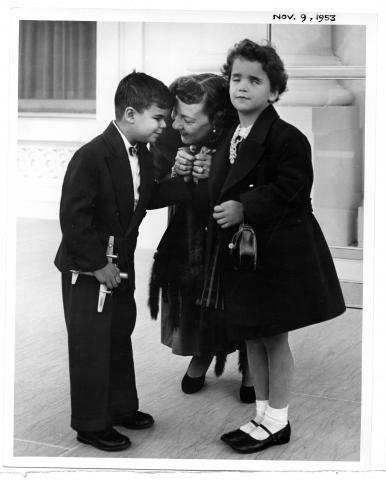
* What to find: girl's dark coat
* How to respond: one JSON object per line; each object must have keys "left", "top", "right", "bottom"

{"left": 205, "top": 105, "right": 346, "bottom": 338}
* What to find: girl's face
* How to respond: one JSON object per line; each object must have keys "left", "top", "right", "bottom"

{"left": 171, "top": 97, "right": 212, "bottom": 145}
{"left": 229, "top": 57, "right": 278, "bottom": 124}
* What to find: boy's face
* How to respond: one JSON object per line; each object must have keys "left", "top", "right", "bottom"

{"left": 229, "top": 57, "right": 277, "bottom": 122}
{"left": 171, "top": 97, "right": 212, "bottom": 145}
{"left": 131, "top": 105, "right": 169, "bottom": 143}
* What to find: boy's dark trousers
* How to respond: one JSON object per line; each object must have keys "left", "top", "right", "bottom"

{"left": 62, "top": 273, "right": 138, "bottom": 432}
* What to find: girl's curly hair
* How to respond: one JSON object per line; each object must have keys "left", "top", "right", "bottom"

{"left": 221, "top": 39, "right": 288, "bottom": 102}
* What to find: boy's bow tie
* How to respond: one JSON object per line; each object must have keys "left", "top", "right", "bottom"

{"left": 128, "top": 145, "right": 138, "bottom": 157}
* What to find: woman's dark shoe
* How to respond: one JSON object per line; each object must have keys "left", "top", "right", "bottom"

{"left": 227, "top": 422, "right": 291, "bottom": 454}
{"left": 76, "top": 427, "right": 131, "bottom": 452}
{"left": 239, "top": 385, "right": 256, "bottom": 403}
{"left": 221, "top": 420, "right": 259, "bottom": 445}
{"left": 181, "top": 372, "right": 206, "bottom": 394}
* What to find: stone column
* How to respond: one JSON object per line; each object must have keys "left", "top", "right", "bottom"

{"left": 273, "top": 25, "right": 364, "bottom": 247}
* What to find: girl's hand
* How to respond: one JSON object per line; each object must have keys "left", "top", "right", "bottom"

{"left": 213, "top": 200, "right": 244, "bottom": 228}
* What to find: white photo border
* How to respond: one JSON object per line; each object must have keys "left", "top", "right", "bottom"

{"left": 2, "top": 0, "right": 385, "bottom": 476}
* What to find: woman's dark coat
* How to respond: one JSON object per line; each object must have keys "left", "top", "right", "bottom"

{"left": 149, "top": 125, "right": 238, "bottom": 372}
{"left": 205, "top": 105, "right": 346, "bottom": 339}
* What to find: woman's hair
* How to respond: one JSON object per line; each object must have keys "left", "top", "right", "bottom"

{"left": 169, "top": 73, "right": 237, "bottom": 129}
{"left": 114, "top": 71, "right": 174, "bottom": 119}
{"left": 221, "top": 39, "right": 288, "bottom": 102}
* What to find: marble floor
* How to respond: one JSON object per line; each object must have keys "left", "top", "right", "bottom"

{"left": 12, "top": 219, "right": 362, "bottom": 462}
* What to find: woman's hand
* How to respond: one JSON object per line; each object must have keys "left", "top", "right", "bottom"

{"left": 173, "top": 148, "right": 195, "bottom": 181}
{"left": 192, "top": 147, "right": 215, "bottom": 180}
{"left": 213, "top": 200, "right": 244, "bottom": 228}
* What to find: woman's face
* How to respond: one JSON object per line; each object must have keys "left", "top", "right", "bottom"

{"left": 171, "top": 97, "right": 212, "bottom": 145}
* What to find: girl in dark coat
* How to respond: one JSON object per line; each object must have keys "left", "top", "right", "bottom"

{"left": 149, "top": 74, "right": 255, "bottom": 401}
{"left": 200, "top": 40, "right": 346, "bottom": 453}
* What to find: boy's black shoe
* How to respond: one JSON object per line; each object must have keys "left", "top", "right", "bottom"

{"left": 114, "top": 411, "right": 154, "bottom": 430}
{"left": 77, "top": 428, "right": 131, "bottom": 451}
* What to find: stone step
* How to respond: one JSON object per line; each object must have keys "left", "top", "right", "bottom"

{"left": 331, "top": 247, "right": 363, "bottom": 309}
{"left": 340, "top": 280, "right": 362, "bottom": 309}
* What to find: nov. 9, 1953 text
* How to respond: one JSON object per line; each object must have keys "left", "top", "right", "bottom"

{"left": 272, "top": 13, "right": 336, "bottom": 23}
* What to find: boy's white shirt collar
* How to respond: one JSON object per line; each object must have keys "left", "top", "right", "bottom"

{"left": 113, "top": 120, "right": 138, "bottom": 153}
{"left": 112, "top": 120, "right": 140, "bottom": 210}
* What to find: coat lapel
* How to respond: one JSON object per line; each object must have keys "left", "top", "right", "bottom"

{"left": 218, "top": 105, "right": 279, "bottom": 201}
{"left": 102, "top": 122, "right": 134, "bottom": 232}
{"left": 209, "top": 127, "right": 235, "bottom": 205}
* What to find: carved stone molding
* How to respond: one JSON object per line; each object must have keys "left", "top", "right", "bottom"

{"left": 17, "top": 144, "right": 78, "bottom": 181}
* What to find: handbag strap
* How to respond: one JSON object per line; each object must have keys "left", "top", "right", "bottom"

{"left": 229, "top": 222, "right": 255, "bottom": 250}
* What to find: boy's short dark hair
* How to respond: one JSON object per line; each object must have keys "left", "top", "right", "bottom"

{"left": 114, "top": 71, "right": 174, "bottom": 119}
{"left": 221, "top": 39, "right": 288, "bottom": 102}
{"left": 170, "top": 73, "right": 237, "bottom": 129}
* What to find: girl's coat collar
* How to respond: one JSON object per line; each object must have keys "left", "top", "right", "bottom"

{"left": 240, "top": 104, "right": 279, "bottom": 144}
{"left": 211, "top": 105, "right": 279, "bottom": 202}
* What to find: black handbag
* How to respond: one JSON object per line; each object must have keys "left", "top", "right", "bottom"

{"left": 228, "top": 223, "right": 257, "bottom": 272}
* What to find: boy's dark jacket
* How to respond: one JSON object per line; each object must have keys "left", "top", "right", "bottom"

{"left": 54, "top": 121, "right": 188, "bottom": 289}
{"left": 203, "top": 105, "right": 346, "bottom": 336}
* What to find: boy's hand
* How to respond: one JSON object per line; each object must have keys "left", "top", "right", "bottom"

{"left": 192, "top": 147, "right": 215, "bottom": 180}
{"left": 93, "top": 263, "right": 121, "bottom": 289}
{"left": 213, "top": 201, "right": 244, "bottom": 228}
{"left": 173, "top": 148, "right": 194, "bottom": 180}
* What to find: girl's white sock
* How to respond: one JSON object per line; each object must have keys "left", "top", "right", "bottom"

{"left": 240, "top": 400, "right": 269, "bottom": 434}
{"left": 249, "top": 404, "right": 288, "bottom": 440}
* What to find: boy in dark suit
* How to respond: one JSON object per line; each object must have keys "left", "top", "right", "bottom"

{"left": 55, "top": 72, "right": 189, "bottom": 452}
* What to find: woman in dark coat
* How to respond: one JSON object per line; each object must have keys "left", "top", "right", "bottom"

{"left": 194, "top": 40, "right": 346, "bottom": 453}
{"left": 149, "top": 73, "right": 255, "bottom": 401}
